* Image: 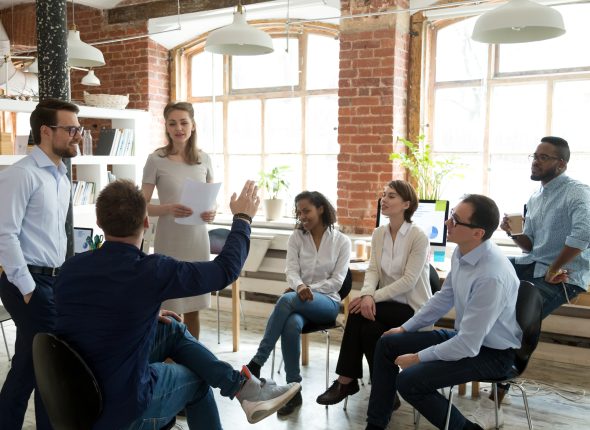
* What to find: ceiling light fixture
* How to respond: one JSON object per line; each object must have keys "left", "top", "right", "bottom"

{"left": 205, "top": 0, "right": 274, "bottom": 56}
{"left": 472, "top": 0, "right": 566, "bottom": 44}
{"left": 81, "top": 69, "right": 100, "bottom": 86}
{"left": 67, "top": 0, "right": 106, "bottom": 67}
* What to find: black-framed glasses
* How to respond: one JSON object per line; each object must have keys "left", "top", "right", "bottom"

{"left": 528, "top": 153, "right": 561, "bottom": 163}
{"left": 48, "top": 125, "right": 84, "bottom": 137}
{"left": 449, "top": 209, "right": 483, "bottom": 229}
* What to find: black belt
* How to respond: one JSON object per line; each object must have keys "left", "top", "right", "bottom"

{"left": 28, "top": 265, "right": 60, "bottom": 277}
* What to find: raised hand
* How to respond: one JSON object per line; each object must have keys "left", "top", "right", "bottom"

{"left": 229, "top": 180, "right": 260, "bottom": 218}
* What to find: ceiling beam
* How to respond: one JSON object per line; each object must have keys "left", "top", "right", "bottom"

{"left": 107, "top": 0, "right": 275, "bottom": 25}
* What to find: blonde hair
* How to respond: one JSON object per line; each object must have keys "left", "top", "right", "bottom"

{"left": 159, "top": 101, "right": 201, "bottom": 165}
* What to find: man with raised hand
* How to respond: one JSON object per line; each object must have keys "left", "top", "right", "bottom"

{"left": 55, "top": 179, "right": 300, "bottom": 430}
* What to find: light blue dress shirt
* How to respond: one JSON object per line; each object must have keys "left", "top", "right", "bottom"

{"left": 0, "top": 146, "right": 70, "bottom": 295}
{"left": 515, "top": 174, "right": 590, "bottom": 290}
{"left": 403, "top": 240, "right": 522, "bottom": 362}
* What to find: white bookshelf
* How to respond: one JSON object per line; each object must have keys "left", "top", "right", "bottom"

{"left": 0, "top": 99, "right": 151, "bottom": 232}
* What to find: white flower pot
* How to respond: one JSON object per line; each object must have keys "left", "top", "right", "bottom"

{"left": 264, "top": 199, "right": 284, "bottom": 221}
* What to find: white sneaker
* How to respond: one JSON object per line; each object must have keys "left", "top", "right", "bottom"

{"left": 467, "top": 397, "right": 504, "bottom": 429}
{"left": 237, "top": 365, "right": 301, "bottom": 424}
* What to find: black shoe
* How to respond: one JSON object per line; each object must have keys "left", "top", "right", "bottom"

{"left": 246, "top": 360, "right": 261, "bottom": 379}
{"left": 316, "top": 379, "right": 360, "bottom": 405}
{"left": 277, "top": 390, "right": 302, "bottom": 416}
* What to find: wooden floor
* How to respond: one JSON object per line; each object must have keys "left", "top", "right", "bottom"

{"left": 1, "top": 309, "right": 589, "bottom": 429}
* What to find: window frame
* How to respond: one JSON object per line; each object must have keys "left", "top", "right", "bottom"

{"left": 170, "top": 22, "right": 340, "bottom": 213}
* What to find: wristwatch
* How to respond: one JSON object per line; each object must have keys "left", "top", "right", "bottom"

{"left": 233, "top": 212, "right": 253, "bottom": 224}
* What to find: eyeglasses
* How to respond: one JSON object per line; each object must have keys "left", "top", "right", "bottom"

{"left": 448, "top": 209, "right": 483, "bottom": 229}
{"left": 48, "top": 125, "right": 84, "bottom": 137}
{"left": 528, "top": 153, "right": 561, "bottom": 163}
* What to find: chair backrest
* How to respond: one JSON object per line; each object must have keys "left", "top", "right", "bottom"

{"left": 0, "top": 304, "right": 11, "bottom": 323}
{"left": 208, "top": 228, "right": 231, "bottom": 255}
{"left": 338, "top": 269, "right": 353, "bottom": 300}
{"left": 32, "top": 333, "right": 102, "bottom": 430}
{"left": 513, "top": 280, "right": 544, "bottom": 375}
{"left": 429, "top": 264, "right": 441, "bottom": 295}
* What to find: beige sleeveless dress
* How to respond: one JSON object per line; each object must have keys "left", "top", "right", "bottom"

{"left": 142, "top": 149, "right": 213, "bottom": 313}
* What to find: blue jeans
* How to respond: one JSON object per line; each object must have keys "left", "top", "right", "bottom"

{"left": 252, "top": 292, "right": 339, "bottom": 383}
{"left": 0, "top": 272, "right": 54, "bottom": 430}
{"left": 510, "top": 259, "right": 584, "bottom": 319}
{"left": 125, "top": 319, "right": 243, "bottom": 430}
{"left": 367, "top": 330, "right": 515, "bottom": 430}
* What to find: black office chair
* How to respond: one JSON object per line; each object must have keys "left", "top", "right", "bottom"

{"left": 429, "top": 263, "right": 441, "bottom": 295}
{"left": 32, "top": 333, "right": 102, "bottom": 430}
{"left": 208, "top": 228, "right": 246, "bottom": 344}
{"left": 434, "top": 281, "right": 543, "bottom": 430}
{"left": 32, "top": 333, "right": 179, "bottom": 430}
{"left": 0, "top": 304, "right": 12, "bottom": 361}
{"left": 271, "top": 269, "right": 353, "bottom": 409}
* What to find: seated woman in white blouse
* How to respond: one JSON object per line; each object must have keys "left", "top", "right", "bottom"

{"left": 316, "top": 180, "right": 431, "bottom": 407}
{"left": 247, "top": 191, "right": 350, "bottom": 416}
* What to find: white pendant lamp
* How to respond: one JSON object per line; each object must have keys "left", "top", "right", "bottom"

{"left": 81, "top": 69, "right": 100, "bottom": 86}
{"left": 205, "top": 1, "right": 273, "bottom": 56}
{"left": 67, "top": 28, "right": 106, "bottom": 67}
{"left": 472, "top": 0, "right": 565, "bottom": 44}
{"left": 27, "top": 57, "right": 39, "bottom": 74}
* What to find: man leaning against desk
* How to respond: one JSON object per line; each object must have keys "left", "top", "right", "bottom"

{"left": 0, "top": 99, "right": 82, "bottom": 430}
{"left": 496, "top": 136, "right": 590, "bottom": 417}
{"left": 501, "top": 136, "right": 590, "bottom": 317}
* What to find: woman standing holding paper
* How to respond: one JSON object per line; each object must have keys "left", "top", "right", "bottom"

{"left": 142, "top": 101, "right": 215, "bottom": 339}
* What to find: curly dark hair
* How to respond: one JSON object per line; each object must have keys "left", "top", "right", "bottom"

{"left": 294, "top": 191, "right": 337, "bottom": 232}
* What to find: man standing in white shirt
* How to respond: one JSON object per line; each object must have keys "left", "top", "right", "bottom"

{"left": 0, "top": 99, "right": 81, "bottom": 430}
{"left": 365, "top": 194, "right": 522, "bottom": 430}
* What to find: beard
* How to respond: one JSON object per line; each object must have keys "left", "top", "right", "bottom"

{"left": 530, "top": 166, "right": 560, "bottom": 182}
{"left": 52, "top": 142, "right": 79, "bottom": 159}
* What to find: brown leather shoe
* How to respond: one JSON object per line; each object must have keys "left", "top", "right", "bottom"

{"left": 316, "top": 379, "right": 360, "bottom": 405}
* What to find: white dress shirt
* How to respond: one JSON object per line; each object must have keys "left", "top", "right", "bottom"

{"left": 0, "top": 146, "right": 70, "bottom": 295}
{"left": 285, "top": 228, "right": 351, "bottom": 302}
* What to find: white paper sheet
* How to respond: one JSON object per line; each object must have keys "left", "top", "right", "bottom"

{"left": 175, "top": 180, "right": 222, "bottom": 226}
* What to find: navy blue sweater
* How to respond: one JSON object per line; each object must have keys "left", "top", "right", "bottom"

{"left": 55, "top": 220, "right": 250, "bottom": 429}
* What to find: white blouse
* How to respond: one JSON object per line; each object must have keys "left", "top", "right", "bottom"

{"left": 285, "top": 228, "right": 351, "bottom": 302}
{"left": 381, "top": 230, "right": 408, "bottom": 304}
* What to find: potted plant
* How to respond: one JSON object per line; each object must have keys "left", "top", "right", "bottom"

{"left": 389, "top": 135, "right": 462, "bottom": 200}
{"left": 258, "top": 165, "right": 290, "bottom": 221}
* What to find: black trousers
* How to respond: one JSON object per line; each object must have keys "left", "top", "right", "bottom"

{"left": 335, "top": 301, "right": 414, "bottom": 379}
{"left": 0, "top": 272, "right": 55, "bottom": 430}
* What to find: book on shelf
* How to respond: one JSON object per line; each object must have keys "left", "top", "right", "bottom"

{"left": 95, "top": 128, "right": 134, "bottom": 156}
{"left": 0, "top": 132, "right": 13, "bottom": 155}
{"left": 72, "top": 181, "right": 96, "bottom": 205}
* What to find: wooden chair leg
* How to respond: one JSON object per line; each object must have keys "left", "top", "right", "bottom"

{"left": 458, "top": 383, "right": 466, "bottom": 396}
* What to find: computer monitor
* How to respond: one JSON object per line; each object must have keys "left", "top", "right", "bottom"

{"left": 73, "top": 227, "right": 93, "bottom": 254}
{"left": 376, "top": 198, "right": 450, "bottom": 247}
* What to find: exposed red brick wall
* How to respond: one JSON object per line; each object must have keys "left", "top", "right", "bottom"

{"left": 68, "top": 5, "right": 169, "bottom": 152}
{"left": 338, "top": 0, "right": 410, "bottom": 234}
{"left": 0, "top": 4, "right": 169, "bottom": 154}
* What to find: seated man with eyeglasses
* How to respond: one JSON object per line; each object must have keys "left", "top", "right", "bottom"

{"left": 364, "top": 195, "right": 522, "bottom": 430}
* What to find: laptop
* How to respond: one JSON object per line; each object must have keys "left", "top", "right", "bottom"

{"left": 73, "top": 227, "right": 93, "bottom": 254}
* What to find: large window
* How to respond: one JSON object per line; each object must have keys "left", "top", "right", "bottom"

{"left": 182, "top": 27, "right": 340, "bottom": 216}
{"left": 427, "top": 4, "right": 590, "bottom": 215}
